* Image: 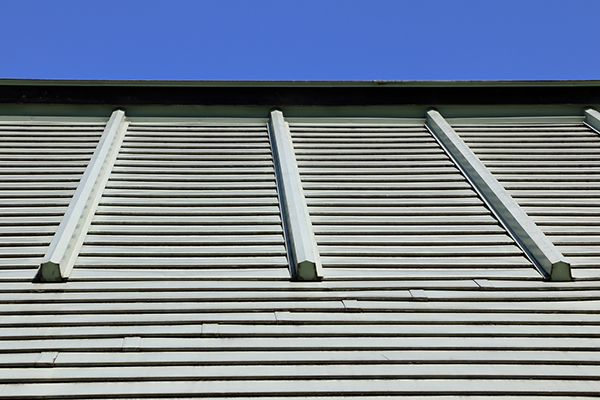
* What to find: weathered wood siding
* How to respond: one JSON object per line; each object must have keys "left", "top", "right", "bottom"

{"left": 0, "top": 115, "right": 599, "bottom": 398}
{"left": 75, "top": 120, "right": 289, "bottom": 279}
{"left": 455, "top": 121, "right": 600, "bottom": 279}
{"left": 289, "top": 121, "right": 535, "bottom": 279}
{"left": 0, "top": 118, "right": 105, "bottom": 280}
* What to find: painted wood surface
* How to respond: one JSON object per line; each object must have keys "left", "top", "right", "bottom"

{"left": 455, "top": 121, "right": 600, "bottom": 279}
{"left": 1, "top": 115, "right": 600, "bottom": 398}
{"left": 0, "top": 119, "right": 105, "bottom": 276}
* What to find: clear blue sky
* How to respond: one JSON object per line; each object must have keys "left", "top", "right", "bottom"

{"left": 0, "top": 0, "right": 598, "bottom": 81}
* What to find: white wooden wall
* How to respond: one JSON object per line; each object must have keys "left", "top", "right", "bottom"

{"left": 0, "top": 112, "right": 599, "bottom": 398}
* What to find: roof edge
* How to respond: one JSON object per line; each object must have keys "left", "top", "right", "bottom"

{"left": 1, "top": 79, "right": 599, "bottom": 106}
{"left": 1, "top": 78, "right": 600, "bottom": 88}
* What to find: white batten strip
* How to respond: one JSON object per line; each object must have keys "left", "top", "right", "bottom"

{"left": 426, "top": 109, "right": 571, "bottom": 281}
{"left": 584, "top": 108, "right": 600, "bottom": 133}
{"left": 36, "top": 110, "right": 129, "bottom": 282}
{"left": 269, "top": 110, "right": 323, "bottom": 281}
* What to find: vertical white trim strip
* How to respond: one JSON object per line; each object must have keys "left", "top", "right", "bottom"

{"left": 584, "top": 108, "right": 600, "bottom": 133}
{"left": 36, "top": 110, "right": 129, "bottom": 282}
{"left": 426, "top": 109, "right": 571, "bottom": 281}
{"left": 269, "top": 110, "right": 323, "bottom": 281}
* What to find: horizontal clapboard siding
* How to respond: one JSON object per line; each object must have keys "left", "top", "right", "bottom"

{"left": 2, "top": 114, "right": 600, "bottom": 398}
{"left": 75, "top": 121, "right": 288, "bottom": 278}
{"left": 289, "top": 122, "right": 534, "bottom": 278}
{"left": 1, "top": 380, "right": 600, "bottom": 398}
{"left": 0, "top": 119, "right": 105, "bottom": 280}
{"left": 1, "top": 276, "right": 600, "bottom": 397}
{"left": 454, "top": 122, "right": 600, "bottom": 278}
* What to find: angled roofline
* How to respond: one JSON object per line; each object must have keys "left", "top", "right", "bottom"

{"left": 0, "top": 79, "right": 599, "bottom": 106}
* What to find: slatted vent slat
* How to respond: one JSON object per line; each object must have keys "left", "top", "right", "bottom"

{"left": 455, "top": 123, "right": 600, "bottom": 277}
{"left": 289, "top": 123, "right": 535, "bottom": 279}
{"left": 75, "top": 122, "right": 288, "bottom": 277}
{"left": 0, "top": 121, "right": 105, "bottom": 279}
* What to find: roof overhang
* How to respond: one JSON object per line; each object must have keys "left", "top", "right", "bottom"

{"left": 1, "top": 79, "right": 600, "bottom": 106}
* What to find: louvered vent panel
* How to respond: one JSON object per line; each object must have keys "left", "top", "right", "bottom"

{"left": 0, "top": 121, "right": 105, "bottom": 278}
{"left": 289, "top": 123, "right": 534, "bottom": 279}
{"left": 455, "top": 123, "right": 600, "bottom": 275}
{"left": 75, "top": 121, "right": 288, "bottom": 278}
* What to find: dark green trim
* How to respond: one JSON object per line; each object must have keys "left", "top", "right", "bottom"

{"left": 0, "top": 104, "right": 598, "bottom": 119}
{"left": 0, "top": 80, "right": 599, "bottom": 106}
{"left": 2, "top": 78, "right": 600, "bottom": 88}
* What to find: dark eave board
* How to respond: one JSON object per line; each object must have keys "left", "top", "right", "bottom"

{"left": 0, "top": 79, "right": 600, "bottom": 106}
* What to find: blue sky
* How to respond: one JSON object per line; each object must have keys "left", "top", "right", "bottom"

{"left": 0, "top": 0, "right": 598, "bottom": 81}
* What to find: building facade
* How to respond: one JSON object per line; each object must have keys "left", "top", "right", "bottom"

{"left": 1, "top": 79, "right": 600, "bottom": 398}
